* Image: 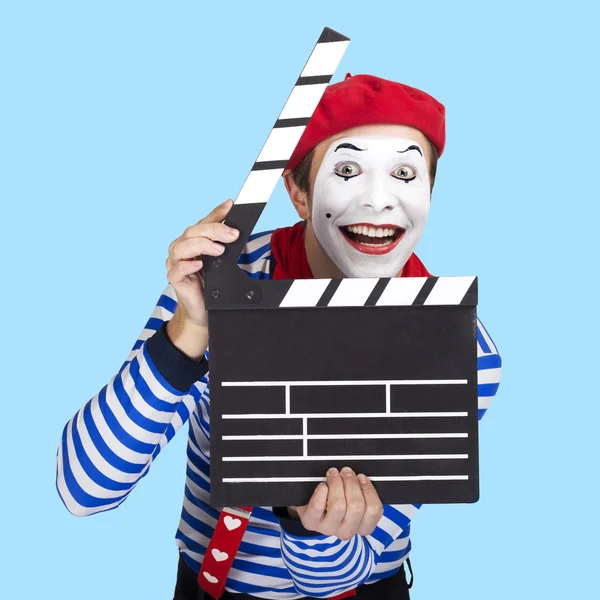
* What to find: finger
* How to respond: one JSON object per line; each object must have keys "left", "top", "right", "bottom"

{"left": 296, "top": 482, "right": 328, "bottom": 531}
{"left": 336, "top": 467, "right": 365, "bottom": 541}
{"left": 356, "top": 474, "right": 384, "bottom": 536}
{"left": 318, "top": 468, "right": 346, "bottom": 535}
{"left": 166, "top": 251, "right": 183, "bottom": 272}
{"left": 167, "top": 259, "right": 204, "bottom": 285}
{"left": 198, "top": 199, "right": 235, "bottom": 225}
{"left": 286, "top": 506, "right": 300, "bottom": 520}
{"left": 171, "top": 237, "right": 226, "bottom": 262}
{"left": 181, "top": 221, "right": 239, "bottom": 244}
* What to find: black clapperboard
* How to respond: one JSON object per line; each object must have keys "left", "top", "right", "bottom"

{"left": 203, "top": 28, "right": 480, "bottom": 508}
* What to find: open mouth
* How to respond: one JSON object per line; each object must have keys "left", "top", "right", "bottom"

{"left": 340, "top": 223, "right": 406, "bottom": 255}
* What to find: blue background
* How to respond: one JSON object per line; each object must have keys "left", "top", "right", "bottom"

{"left": 2, "top": 1, "right": 598, "bottom": 598}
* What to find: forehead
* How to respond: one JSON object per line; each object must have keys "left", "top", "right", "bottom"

{"left": 320, "top": 123, "right": 429, "bottom": 151}
{"left": 323, "top": 135, "right": 426, "bottom": 158}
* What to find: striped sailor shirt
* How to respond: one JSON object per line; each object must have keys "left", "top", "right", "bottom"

{"left": 56, "top": 230, "right": 502, "bottom": 599}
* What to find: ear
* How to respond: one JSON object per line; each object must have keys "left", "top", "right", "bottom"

{"left": 283, "top": 170, "right": 311, "bottom": 220}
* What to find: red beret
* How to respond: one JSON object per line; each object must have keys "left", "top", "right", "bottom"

{"left": 286, "top": 73, "right": 446, "bottom": 171}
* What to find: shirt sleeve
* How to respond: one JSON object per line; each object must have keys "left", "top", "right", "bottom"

{"left": 475, "top": 317, "right": 502, "bottom": 420}
{"left": 278, "top": 319, "right": 502, "bottom": 597}
{"left": 277, "top": 505, "right": 415, "bottom": 597}
{"left": 55, "top": 283, "right": 209, "bottom": 517}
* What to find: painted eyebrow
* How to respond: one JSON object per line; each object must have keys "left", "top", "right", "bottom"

{"left": 397, "top": 145, "right": 423, "bottom": 157}
{"left": 334, "top": 143, "right": 367, "bottom": 152}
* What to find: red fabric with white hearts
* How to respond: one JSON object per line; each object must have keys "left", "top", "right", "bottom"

{"left": 197, "top": 506, "right": 253, "bottom": 599}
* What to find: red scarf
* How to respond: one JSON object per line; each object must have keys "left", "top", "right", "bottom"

{"left": 271, "top": 221, "right": 431, "bottom": 279}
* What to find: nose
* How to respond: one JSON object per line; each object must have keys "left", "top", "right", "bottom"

{"left": 361, "top": 175, "right": 396, "bottom": 212}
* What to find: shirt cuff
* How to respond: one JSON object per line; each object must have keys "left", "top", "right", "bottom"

{"left": 272, "top": 506, "right": 324, "bottom": 537}
{"left": 145, "top": 321, "right": 209, "bottom": 392}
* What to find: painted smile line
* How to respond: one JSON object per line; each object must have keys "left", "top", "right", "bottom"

{"left": 339, "top": 223, "right": 406, "bottom": 256}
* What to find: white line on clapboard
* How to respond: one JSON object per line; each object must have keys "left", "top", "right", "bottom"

{"left": 222, "top": 454, "right": 469, "bottom": 462}
{"left": 223, "top": 475, "right": 470, "bottom": 483}
{"left": 222, "top": 379, "right": 468, "bottom": 387}
{"left": 302, "top": 417, "right": 307, "bottom": 457}
{"left": 222, "top": 433, "right": 469, "bottom": 440}
{"left": 222, "top": 412, "right": 469, "bottom": 420}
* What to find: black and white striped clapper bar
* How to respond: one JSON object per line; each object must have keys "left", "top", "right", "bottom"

{"left": 203, "top": 27, "right": 480, "bottom": 508}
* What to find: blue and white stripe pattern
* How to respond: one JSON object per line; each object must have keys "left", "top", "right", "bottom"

{"left": 56, "top": 230, "right": 502, "bottom": 599}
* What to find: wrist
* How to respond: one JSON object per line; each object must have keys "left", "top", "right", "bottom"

{"left": 166, "top": 313, "right": 208, "bottom": 363}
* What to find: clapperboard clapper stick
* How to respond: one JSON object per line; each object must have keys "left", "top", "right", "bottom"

{"left": 203, "top": 27, "right": 480, "bottom": 508}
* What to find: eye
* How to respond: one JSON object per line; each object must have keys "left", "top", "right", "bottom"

{"left": 391, "top": 165, "right": 417, "bottom": 182}
{"left": 334, "top": 161, "right": 362, "bottom": 181}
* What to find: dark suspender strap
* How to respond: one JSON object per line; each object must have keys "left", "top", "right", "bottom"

{"left": 405, "top": 557, "right": 414, "bottom": 589}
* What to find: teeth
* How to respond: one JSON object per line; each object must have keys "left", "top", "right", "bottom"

{"left": 363, "top": 238, "right": 394, "bottom": 247}
{"left": 346, "top": 225, "right": 398, "bottom": 238}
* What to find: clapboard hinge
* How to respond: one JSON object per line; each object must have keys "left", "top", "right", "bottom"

{"left": 204, "top": 257, "right": 263, "bottom": 309}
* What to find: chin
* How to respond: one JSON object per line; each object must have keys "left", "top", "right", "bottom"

{"left": 336, "top": 247, "right": 412, "bottom": 279}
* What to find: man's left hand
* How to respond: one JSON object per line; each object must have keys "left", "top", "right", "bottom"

{"left": 288, "top": 467, "right": 383, "bottom": 541}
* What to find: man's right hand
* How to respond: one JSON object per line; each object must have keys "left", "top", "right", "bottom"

{"left": 165, "top": 199, "right": 239, "bottom": 361}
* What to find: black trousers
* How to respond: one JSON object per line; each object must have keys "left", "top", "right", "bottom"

{"left": 173, "top": 553, "right": 412, "bottom": 600}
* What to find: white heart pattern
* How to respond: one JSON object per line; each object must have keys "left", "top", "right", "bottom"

{"left": 224, "top": 515, "right": 241, "bottom": 531}
{"left": 212, "top": 549, "right": 229, "bottom": 562}
{"left": 203, "top": 572, "right": 218, "bottom": 584}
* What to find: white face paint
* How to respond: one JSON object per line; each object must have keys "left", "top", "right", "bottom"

{"left": 311, "top": 135, "right": 431, "bottom": 278}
